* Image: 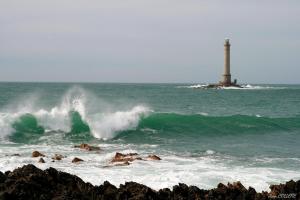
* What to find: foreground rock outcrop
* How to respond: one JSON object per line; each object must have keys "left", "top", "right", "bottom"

{"left": 0, "top": 165, "right": 299, "bottom": 200}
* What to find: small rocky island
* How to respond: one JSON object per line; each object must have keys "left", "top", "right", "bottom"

{"left": 202, "top": 39, "right": 243, "bottom": 89}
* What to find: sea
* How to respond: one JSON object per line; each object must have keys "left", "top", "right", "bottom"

{"left": 0, "top": 82, "right": 299, "bottom": 191}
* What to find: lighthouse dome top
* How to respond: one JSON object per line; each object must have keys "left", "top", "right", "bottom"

{"left": 225, "top": 38, "right": 230, "bottom": 44}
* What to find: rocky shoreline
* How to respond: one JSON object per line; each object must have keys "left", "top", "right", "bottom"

{"left": 0, "top": 165, "right": 299, "bottom": 200}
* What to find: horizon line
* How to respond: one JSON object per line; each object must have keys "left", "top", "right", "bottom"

{"left": 0, "top": 81, "right": 299, "bottom": 85}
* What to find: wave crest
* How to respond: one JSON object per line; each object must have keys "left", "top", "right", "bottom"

{"left": 89, "top": 105, "right": 151, "bottom": 140}
{"left": 0, "top": 87, "right": 151, "bottom": 141}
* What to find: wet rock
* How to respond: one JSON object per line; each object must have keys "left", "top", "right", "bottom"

{"left": 285, "top": 180, "right": 297, "bottom": 193}
{"left": 74, "top": 143, "right": 101, "bottom": 151}
{"left": 158, "top": 188, "right": 172, "bottom": 199}
{"left": 0, "top": 164, "right": 299, "bottom": 200}
{"left": 52, "top": 154, "right": 65, "bottom": 161}
{"left": 72, "top": 157, "right": 84, "bottom": 163}
{"left": 0, "top": 165, "right": 96, "bottom": 199}
{"left": 38, "top": 158, "right": 45, "bottom": 163}
{"left": 97, "top": 181, "right": 118, "bottom": 199}
{"left": 32, "top": 151, "right": 45, "bottom": 157}
{"left": 0, "top": 171, "right": 6, "bottom": 183}
{"left": 118, "top": 182, "right": 158, "bottom": 199}
{"left": 207, "top": 181, "right": 249, "bottom": 200}
{"left": 5, "top": 154, "right": 21, "bottom": 157}
{"left": 231, "top": 181, "right": 247, "bottom": 192}
{"left": 246, "top": 186, "right": 257, "bottom": 200}
{"left": 4, "top": 171, "right": 10, "bottom": 176}
{"left": 173, "top": 183, "right": 189, "bottom": 199}
{"left": 188, "top": 185, "right": 207, "bottom": 199}
{"left": 147, "top": 154, "right": 161, "bottom": 160}
{"left": 269, "top": 180, "right": 298, "bottom": 198}
{"left": 114, "top": 161, "right": 131, "bottom": 167}
{"left": 111, "top": 152, "right": 142, "bottom": 163}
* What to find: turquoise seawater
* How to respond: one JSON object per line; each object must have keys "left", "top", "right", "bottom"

{"left": 0, "top": 82, "right": 299, "bottom": 191}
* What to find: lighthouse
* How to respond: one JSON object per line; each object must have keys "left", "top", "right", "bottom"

{"left": 204, "top": 39, "right": 241, "bottom": 89}
{"left": 222, "top": 39, "right": 231, "bottom": 86}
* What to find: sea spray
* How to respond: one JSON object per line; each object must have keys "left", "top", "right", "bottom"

{"left": 0, "top": 92, "right": 41, "bottom": 139}
{"left": 88, "top": 105, "right": 151, "bottom": 140}
{"left": 35, "top": 86, "right": 88, "bottom": 133}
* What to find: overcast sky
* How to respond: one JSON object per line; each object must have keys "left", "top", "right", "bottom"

{"left": 0, "top": 0, "right": 299, "bottom": 83}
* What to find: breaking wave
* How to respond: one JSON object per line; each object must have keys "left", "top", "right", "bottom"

{"left": 0, "top": 87, "right": 151, "bottom": 142}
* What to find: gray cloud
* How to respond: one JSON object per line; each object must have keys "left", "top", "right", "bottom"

{"left": 0, "top": 0, "right": 299, "bottom": 83}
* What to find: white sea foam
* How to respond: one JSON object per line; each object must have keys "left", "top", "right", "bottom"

{"left": 205, "top": 150, "right": 215, "bottom": 155}
{"left": 177, "top": 84, "right": 209, "bottom": 89}
{"left": 0, "top": 144, "right": 300, "bottom": 192}
{"left": 198, "top": 112, "right": 209, "bottom": 116}
{"left": 179, "top": 84, "right": 285, "bottom": 90}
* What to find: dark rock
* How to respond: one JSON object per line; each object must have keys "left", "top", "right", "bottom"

{"left": 0, "top": 165, "right": 97, "bottom": 200}
{"left": 32, "top": 151, "right": 45, "bottom": 158}
{"left": 231, "top": 181, "right": 247, "bottom": 192}
{"left": 72, "top": 157, "right": 84, "bottom": 163}
{"left": 188, "top": 186, "right": 207, "bottom": 200}
{"left": 246, "top": 187, "right": 256, "bottom": 200}
{"left": 4, "top": 171, "right": 10, "bottom": 176}
{"left": 0, "top": 164, "right": 299, "bottom": 200}
{"left": 98, "top": 181, "right": 118, "bottom": 200}
{"left": 285, "top": 180, "right": 296, "bottom": 193}
{"left": 0, "top": 171, "right": 6, "bottom": 183}
{"left": 5, "top": 154, "right": 21, "bottom": 157}
{"left": 296, "top": 180, "right": 300, "bottom": 192}
{"left": 158, "top": 188, "right": 172, "bottom": 199}
{"left": 147, "top": 154, "right": 161, "bottom": 160}
{"left": 269, "top": 180, "right": 299, "bottom": 199}
{"left": 173, "top": 183, "right": 191, "bottom": 199}
{"left": 114, "top": 161, "right": 131, "bottom": 166}
{"left": 38, "top": 158, "right": 45, "bottom": 163}
{"left": 52, "top": 154, "right": 65, "bottom": 161}
{"left": 118, "top": 182, "right": 158, "bottom": 199}
{"left": 111, "top": 152, "right": 142, "bottom": 163}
